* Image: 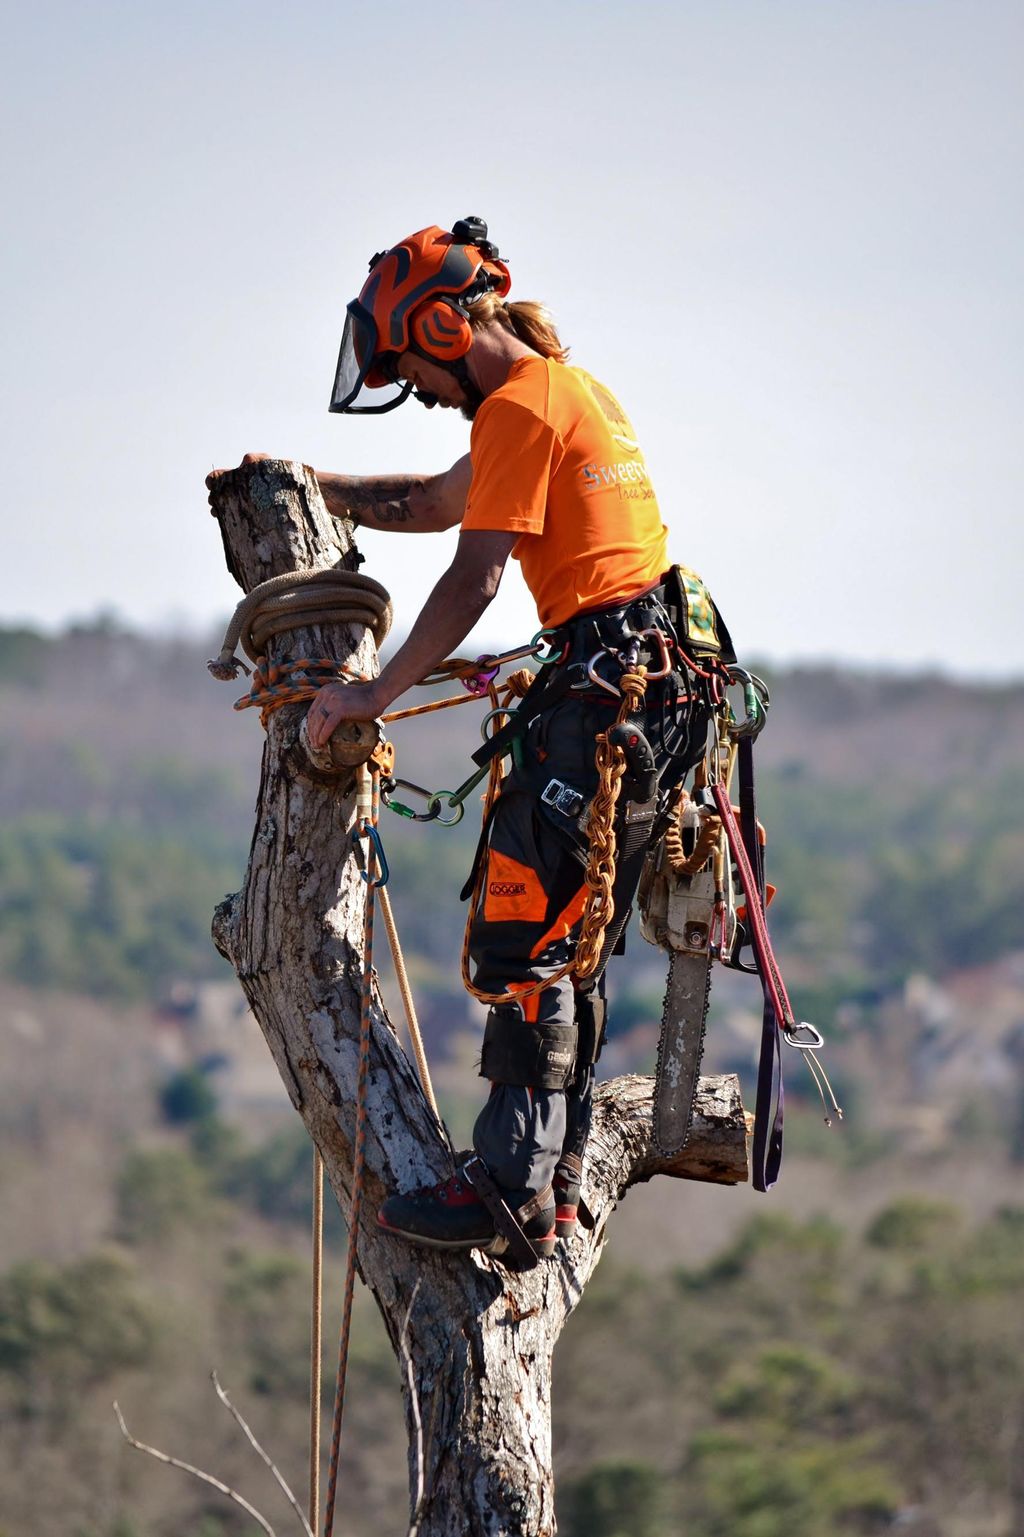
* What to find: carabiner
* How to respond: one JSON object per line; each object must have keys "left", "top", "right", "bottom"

{"left": 586, "top": 650, "right": 622, "bottom": 696}
{"left": 725, "top": 667, "right": 770, "bottom": 740}
{"left": 636, "top": 627, "right": 673, "bottom": 680}
{"left": 425, "top": 791, "right": 465, "bottom": 827}
{"left": 783, "top": 1021, "right": 824, "bottom": 1050}
{"left": 354, "top": 820, "right": 390, "bottom": 886}
{"left": 380, "top": 778, "right": 441, "bottom": 822}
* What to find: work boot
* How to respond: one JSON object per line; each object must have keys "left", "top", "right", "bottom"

{"left": 552, "top": 1154, "right": 596, "bottom": 1241}
{"left": 377, "top": 1168, "right": 556, "bottom": 1259}
{"left": 552, "top": 1154, "right": 582, "bottom": 1240}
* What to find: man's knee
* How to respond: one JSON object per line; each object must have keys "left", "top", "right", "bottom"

{"left": 480, "top": 1002, "right": 577, "bottom": 1090}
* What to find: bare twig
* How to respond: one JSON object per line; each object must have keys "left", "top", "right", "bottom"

{"left": 212, "top": 1372, "right": 314, "bottom": 1537}
{"left": 113, "top": 1400, "right": 277, "bottom": 1537}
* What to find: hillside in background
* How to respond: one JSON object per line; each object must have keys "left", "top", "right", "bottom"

{"left": 2, "top": 620, "right": 1024, "bottom": 1536}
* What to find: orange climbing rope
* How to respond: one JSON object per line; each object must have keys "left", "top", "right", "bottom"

{"left": 322, "top": 762, "right": 379, "bottom": 1537}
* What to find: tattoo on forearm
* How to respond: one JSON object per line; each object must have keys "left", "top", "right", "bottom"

{"left": 318, "top": 474, "right": 426, "bottom": 524}
{"left": 369, "top": 500, "right": 415, "bottom": 522}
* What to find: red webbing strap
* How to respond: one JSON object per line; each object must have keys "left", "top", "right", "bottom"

{"left": 711, "top": 744, "right": 786, "bottom": 1192}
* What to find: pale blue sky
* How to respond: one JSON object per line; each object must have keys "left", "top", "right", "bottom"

{"left": 2, "top": 0, "right": 1020, "bottom": 675}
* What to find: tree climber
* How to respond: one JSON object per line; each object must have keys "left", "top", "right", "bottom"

{"left": 241, "top": 218, "right": 729, "bottom": 1261}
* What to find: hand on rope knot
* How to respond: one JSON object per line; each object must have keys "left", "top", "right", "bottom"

{"left": 307, "top": 678, "right": 389, "bottom": 749}
{"left": 232, "top": 656, "right": 370, "bottom": 731}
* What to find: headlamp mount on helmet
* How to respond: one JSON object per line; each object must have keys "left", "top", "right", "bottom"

{"left": 329, "top": 218, "right": 511, "bottom": 415}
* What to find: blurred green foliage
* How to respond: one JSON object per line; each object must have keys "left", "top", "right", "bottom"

{"left": 159, "top": 1067, "right": 219, "bottom": 1126}
{"left": 0, "top": 1251, "right": 156, "bottom": 1407}
{"left": 562, "top": 1460, "right": 667, "bottom": 1537}
{"left": 0, "top": 1179, "right": 1021, "bottom": 1533}
{"left": 0, "top": 814, "right": 244, "bottom": 1001}
{"left": 116, "top": 1147, "right": 216, "bottom": 1244}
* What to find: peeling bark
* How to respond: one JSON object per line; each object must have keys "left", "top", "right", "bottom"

{"left": 208, "top": 459, "right": 749, "bottom": 1535}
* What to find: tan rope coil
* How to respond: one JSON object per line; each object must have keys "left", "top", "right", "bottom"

{"left": 208, "top": 569, "right": 393, "bottom": 681}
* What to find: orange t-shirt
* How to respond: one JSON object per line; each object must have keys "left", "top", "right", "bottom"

{"left": 461, "top": 356, "right": 669, "bottom": 627}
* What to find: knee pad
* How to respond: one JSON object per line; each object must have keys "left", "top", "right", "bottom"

{"left": 480, "top": 1003, "right": 578, "bottom": 1090}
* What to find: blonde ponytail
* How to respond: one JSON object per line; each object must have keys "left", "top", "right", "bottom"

{"left": 465, "top": 292, "right": 570, "bottom": 363}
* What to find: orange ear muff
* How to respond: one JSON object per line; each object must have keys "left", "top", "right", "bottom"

{"left": 410, "top": 299, "right": 473, "bottom": 362}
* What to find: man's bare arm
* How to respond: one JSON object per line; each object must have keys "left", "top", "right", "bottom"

{"left": 306, "top": 527, "right": 517, "bottom": 745}
{"left": 316, "top": 453, "right": 472, "bottom": 534}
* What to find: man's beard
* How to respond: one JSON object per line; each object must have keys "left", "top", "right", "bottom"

{"left": 459, "top": 379, "right": 486, "bottom": 422}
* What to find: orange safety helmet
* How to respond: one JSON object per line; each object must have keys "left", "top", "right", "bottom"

{"left": 329, "top": 217, "right": 511, "bottom": 414}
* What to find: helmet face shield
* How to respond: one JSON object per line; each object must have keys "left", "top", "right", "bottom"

{"left": 329, "top": 302, "right": 412, "bottom": 414}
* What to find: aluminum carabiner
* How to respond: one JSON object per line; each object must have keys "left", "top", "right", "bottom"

{"left": 354, "top": 820, "right": 390, "bottom": 886}
{"left": 725, "top": 667, "right": 771, "bottom": 740}
{"left": 635, "top": 627, "right": 673, "bottom": 680}
{"left": 380, "top": 778, "right": 442, "bottom": 822}
{"left": 586, "top": 649, "right": 623, "bottom": 696}
{"left": 783, "top": 1021, "right": 825, "bottom": 1050}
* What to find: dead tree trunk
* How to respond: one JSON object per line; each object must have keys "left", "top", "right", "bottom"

{"left": 208, "top": 459, "right": 749, "bottom": 1537}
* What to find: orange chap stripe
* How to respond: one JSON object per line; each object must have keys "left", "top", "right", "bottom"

{"left": 482, "top": 849, "right": 548, "bottom": 924}
{"left": 506, "top": 982, "right": 542, "bottom": 1025}
{"left": 529, "top": 883, "right": 588, "bottom": 960}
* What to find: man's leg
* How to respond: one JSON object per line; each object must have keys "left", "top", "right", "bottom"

{"left": 469, "top": 787, "right": 590, "bottom": 1199}
{"left": 377, "top": 786, "right": 586, "bottom": 1256}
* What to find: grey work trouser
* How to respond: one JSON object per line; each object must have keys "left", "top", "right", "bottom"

{"left": 469, "top": 679, "right": 705, "bottom": 1196}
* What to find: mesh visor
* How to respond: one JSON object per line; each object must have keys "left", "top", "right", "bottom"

{"left": 329, "top": 301, "right": 412, "bottom": 415}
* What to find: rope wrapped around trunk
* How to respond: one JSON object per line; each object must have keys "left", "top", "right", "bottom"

{"left": 207, "top": 569, "right": 393, "bottom": 680}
